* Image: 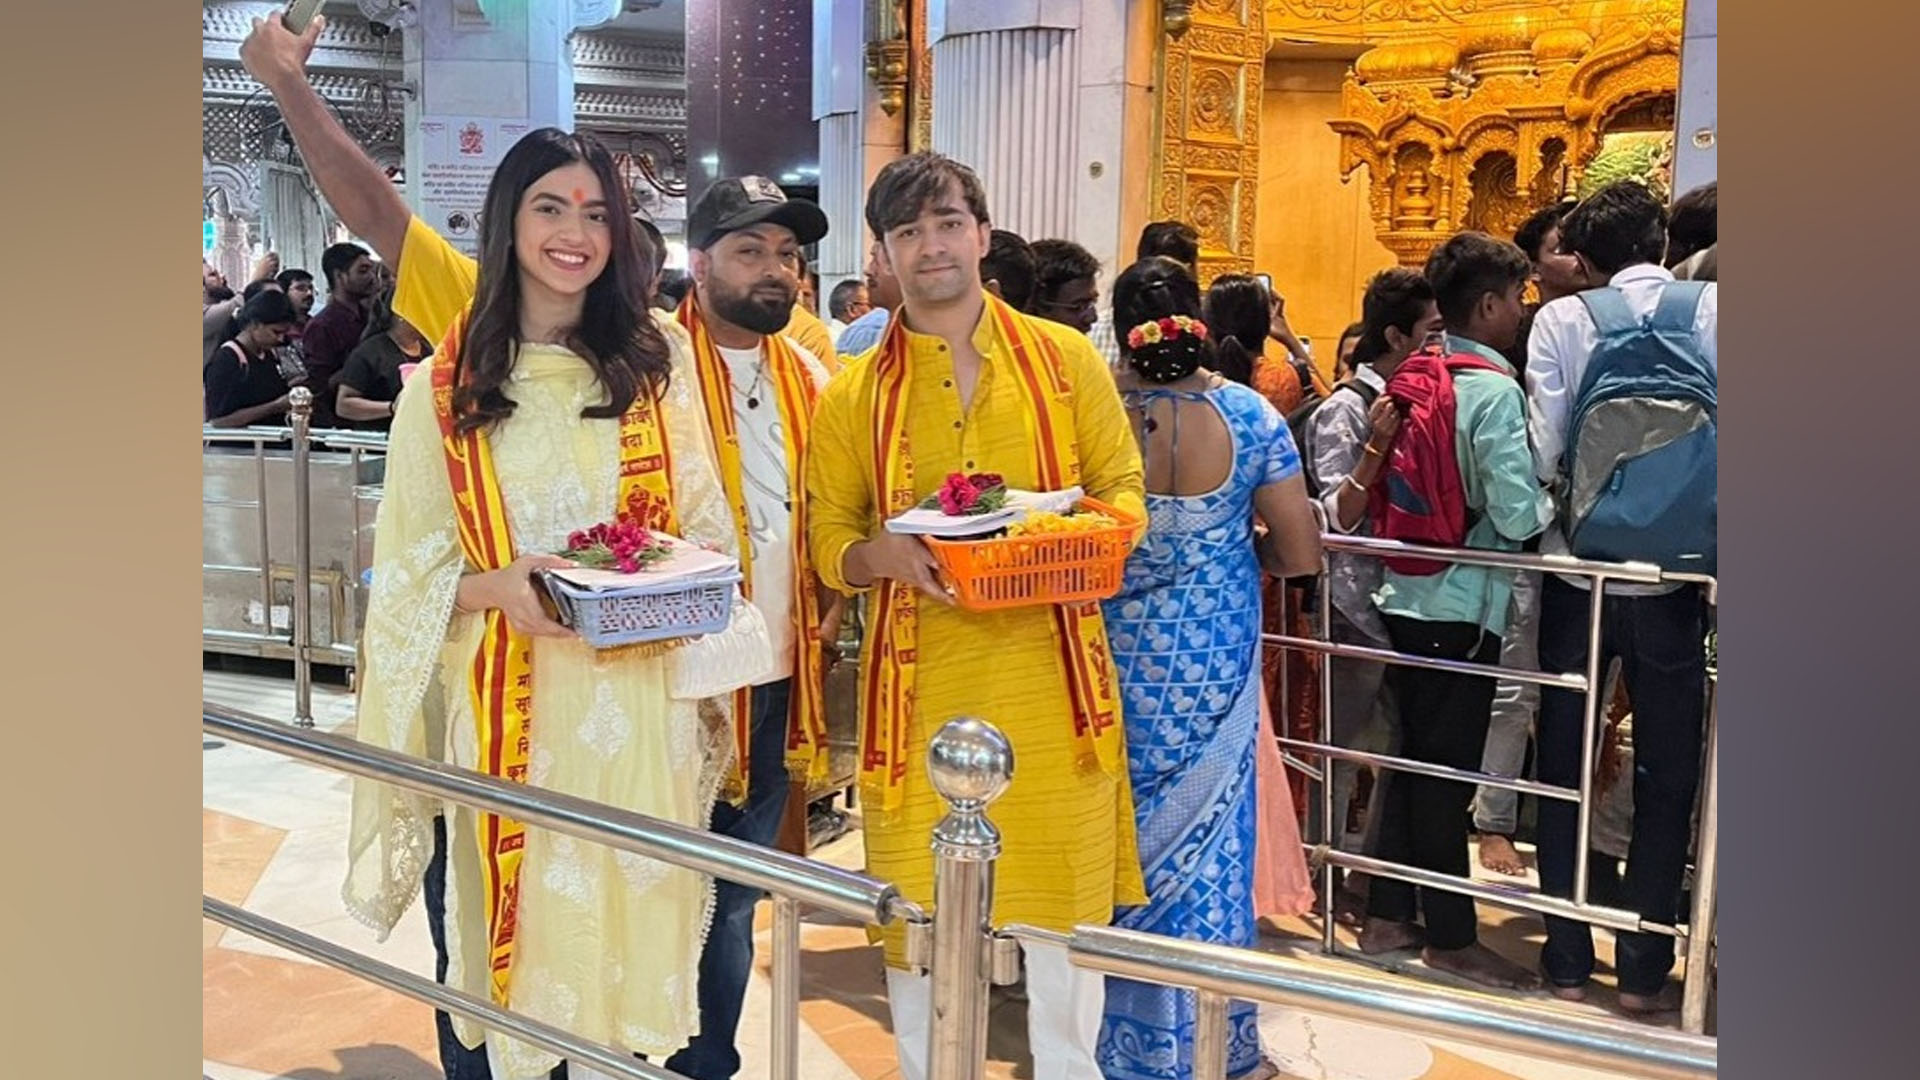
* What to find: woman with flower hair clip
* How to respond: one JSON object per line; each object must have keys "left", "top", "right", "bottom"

{"left": 1095, "top": 256, "right": 1323, "bottom": 1080}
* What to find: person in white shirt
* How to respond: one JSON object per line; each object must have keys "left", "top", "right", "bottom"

{"left": 1524, "top": 181, "right": 1716, "bottom": 1016}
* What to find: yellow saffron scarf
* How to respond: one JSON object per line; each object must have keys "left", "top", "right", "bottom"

{"left": 675, "top": 290, "right": 831, "bottom": 797}
{"left": 429, "top": 316, "right": 680, "bottom": 1007}
{"left": 861, "top": 292, "right": 1126, "bottom": 816}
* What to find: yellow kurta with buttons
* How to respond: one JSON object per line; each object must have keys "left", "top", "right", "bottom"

{"left": 806, "top": 299, "right": 1149, "bottom": 964}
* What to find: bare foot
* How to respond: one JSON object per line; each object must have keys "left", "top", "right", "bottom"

{"left": 1334, "top": 887, "right": 1367, "bottom": 929}
{"left": 1547, "top": 980, "right": 1589, "bottom": 1003}
{"left": 1422, "top": 943, "right": 1544, "bottom": 990}
{"left": 1619, "top": 983, "right": 1684, "bottom": 1015}
{"left": 1477, "top": 833, "right": 1528, "bottom": 876}
{"left": 1358, "top": 917, "right": 1425, "bottom": 955}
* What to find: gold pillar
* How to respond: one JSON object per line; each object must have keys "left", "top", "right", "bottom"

{"left": 1150, "top": 0, "right": 1266, "bottom": 284}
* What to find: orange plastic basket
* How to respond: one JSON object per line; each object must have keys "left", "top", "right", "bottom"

{"left": 923, "top": 497, "right": 1141, "bottom": 612}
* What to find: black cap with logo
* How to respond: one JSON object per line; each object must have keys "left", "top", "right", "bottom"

{"left": 686, "top": 176, "right": 830, "bottom": 250}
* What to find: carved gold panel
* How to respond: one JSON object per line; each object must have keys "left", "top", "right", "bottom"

{"left": 1152, "top": 0, "right": 1266, "bottom": 284}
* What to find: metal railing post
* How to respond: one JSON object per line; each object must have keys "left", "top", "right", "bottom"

{"left": 288, "top": 387, "right": 315, "bottom": 728}
{"left": 1193, "top": 989, "right": 1230, "bottom": 1080}
{"left": 925, "top": 716, "right": 1013, "bottom": 1080}
{"left": 1681, "top": 673, "right": 1719, "bottom": 1034}
{"left": 253, "top": 437, "right": 274, "bottom": 645}
{"left": 769, "top": 894, "right": 802, "bottom": 1080}
{"left": 1316, "top": 546, "right": 1338, "bottom": 955}
{"left": 1571, "top": 577, "right": 1607, "bottom": 904}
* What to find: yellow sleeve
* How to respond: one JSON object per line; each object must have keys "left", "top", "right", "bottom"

{"left": 782, "top": 304, "right": 840, "bottom": 374}
{"left": 803, "top": 361, "right": 877, "bottom": 595}
{"left": 1056, "top": 329, "right": 1147, "bottom": 538}
{"left": 392, "top": 216, "right": 480, "bottom": 347}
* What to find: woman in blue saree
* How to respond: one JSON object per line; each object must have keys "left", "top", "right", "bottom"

{"left": 1095, "top": 257, "right": 1323, "bottom": 1080}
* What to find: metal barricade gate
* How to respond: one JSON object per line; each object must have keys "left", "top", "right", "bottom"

{"left": 1266, "top": 534, "right": 1719, "bottom": 1034}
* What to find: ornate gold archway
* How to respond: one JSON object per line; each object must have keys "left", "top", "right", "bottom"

{"left": 1329, "top": 0, "right": 1684, "bottom": 265}
{"left": 1149, "top": 1, "right": 1685, "bottom": 277}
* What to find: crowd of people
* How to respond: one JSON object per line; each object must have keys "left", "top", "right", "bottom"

{"left": 219, "top": 13, "right": 1716, "bottom": 1080}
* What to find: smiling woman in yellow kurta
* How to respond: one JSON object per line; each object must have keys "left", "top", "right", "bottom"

{"left": 807, "top": 292, "right": 1149, "bottom": 962}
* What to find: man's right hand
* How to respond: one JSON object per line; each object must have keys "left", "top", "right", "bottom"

{"left": 240, "top": 13, "right": 324, "bottom": 90}
{"left": 849, "top": 531, "right": 953, "bottom": 604}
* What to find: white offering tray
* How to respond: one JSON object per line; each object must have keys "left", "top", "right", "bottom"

{"left": 883, "top": 486, "right": 1086, "bottom": 539}
{"left": 548, "top": 534, "right": 741, "bottom": 592}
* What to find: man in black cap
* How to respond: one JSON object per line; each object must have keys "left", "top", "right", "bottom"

{"left": 667, "top": 176, "right": 839, "bottom": 1080}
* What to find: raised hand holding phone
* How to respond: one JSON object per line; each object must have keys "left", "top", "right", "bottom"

{"left": 283, "top": 0, "right": 325, "bottom": 33}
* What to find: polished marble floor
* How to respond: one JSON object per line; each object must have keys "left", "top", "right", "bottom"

{"left": 203, "top": 662, "right": 1699, "bottom": 1080}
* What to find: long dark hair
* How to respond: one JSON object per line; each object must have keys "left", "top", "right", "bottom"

{"left": 1202, "top": 274, "right": 1270, "bottom": 386}
{"left": 454, "top": 128, "right": 670, "bottom": 434}
{"left": 219, "top": 289, "right": 298, "bottom": 351}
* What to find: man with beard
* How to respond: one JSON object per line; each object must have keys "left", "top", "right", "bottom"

{"left": 665, "top": 175, "right": 839, "bottom": 1079}
{"left": 806, "top": 151, "right": 1147, "bottom": 1080}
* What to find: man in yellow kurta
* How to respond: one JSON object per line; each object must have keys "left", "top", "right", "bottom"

{"left": 805, "top": 152, "right": 1147, "bottom": 1080}
{"left": 781, "top": 300, "right": 839, "bottom": 374}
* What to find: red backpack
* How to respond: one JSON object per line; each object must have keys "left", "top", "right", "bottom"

{"left": 1367, "top": 344, "right": 1510, "bottom": 575}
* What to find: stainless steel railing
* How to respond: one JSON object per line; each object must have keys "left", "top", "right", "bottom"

{"left": 202, "top": 395, "right": 389, "bottom": 726}
{"left": 203, "top": 702, "right": 929, "bottom": 1080}
{"left": 1000, "top": 921, "right": 1718, "bottom": 1080}
{"left": 942, "top": 721, "right": 1717, "bottom": 1080}
{"left": 1268, "top": 532, "right": 1718, "bottom": 1032}
{"left": 204, "top": 698, "right": 1715, "bottom": 1078}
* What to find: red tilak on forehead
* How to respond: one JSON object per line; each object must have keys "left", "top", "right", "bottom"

{"left": 571, "top": 188, "right": 588, "bottom": 206}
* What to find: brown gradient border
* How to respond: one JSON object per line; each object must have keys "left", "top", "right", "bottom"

{"left": 7, "top": 2, "right": 1916, "bottom": 1078}
{"left": 4, "top": 2, "right": 204, "bottom": 1075}
{"left": 1721, "top": 3, "right": 1920, "bottom": 1077}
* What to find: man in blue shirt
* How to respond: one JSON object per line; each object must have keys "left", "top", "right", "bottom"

{"left": 833, "top": 242, "right": 901, "bottom": 359}
{"left": 1361, "top": 232, "right": 1551, "bottom": 991}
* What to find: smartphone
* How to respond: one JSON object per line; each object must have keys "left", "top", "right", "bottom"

{"left": 283, "top": 0, "right": 326, "bottom": 32}
{"left": 1255, "top": 272, "right": 1273, "bottom": 294}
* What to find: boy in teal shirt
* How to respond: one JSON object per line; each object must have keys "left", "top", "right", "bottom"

{"left": 1360, "top": 232, "right": 1551, "bottom": 990}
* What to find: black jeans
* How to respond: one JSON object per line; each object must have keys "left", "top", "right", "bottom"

{"left": 424, "top": 681, "right": 794, "bottom": 1079}
{"left": 664, "top": 677, "right": 795, "bottom": 1080}
{"left": 1534, "top": 577, "right": 1706, "bottom": 995}
{"left": 1367, "top": 616, "right": 1502, "bottom": 951}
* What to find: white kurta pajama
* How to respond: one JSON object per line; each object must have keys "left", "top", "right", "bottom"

{"left": 344, "top": 335, "right": 760, "bottom": 1078}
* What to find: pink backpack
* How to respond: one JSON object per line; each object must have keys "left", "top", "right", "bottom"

{"left": 1367, "top": 345, "right": 1509, "bottom": 576}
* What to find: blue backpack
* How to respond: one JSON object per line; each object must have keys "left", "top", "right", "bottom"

{"left": 1562, "top": 281, "right": 1716, "bottom": 576}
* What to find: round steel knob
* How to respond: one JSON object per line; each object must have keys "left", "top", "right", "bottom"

{"left": 288, "top": 385, "right": 314, "bottom": 417}
{"left": 926, "top": 716, "right": 1014, "bottom": 809}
